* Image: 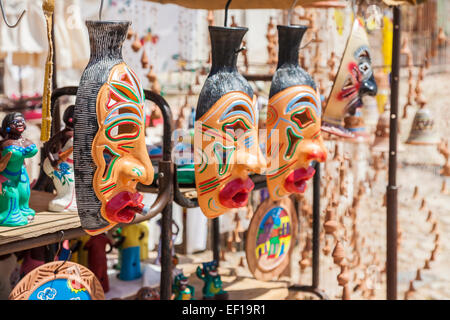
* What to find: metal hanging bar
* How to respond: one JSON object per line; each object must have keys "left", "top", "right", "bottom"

{"left": 0, "top": 0, "right": 26, "bottom": 28}
{"left": 386, "top": 4, "right": 401, "bottom": 301}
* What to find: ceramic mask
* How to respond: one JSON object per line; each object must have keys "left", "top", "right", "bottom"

{"left": 194, "top": 92, "right": 266, "bottom": 218}
{"left": 322, "top": 18, "right": 377, "bottom": 134}
{"left": 92, "top": 62, "right": 154, "bottom": 229}
{"left": 266, "top": 85, "right": 326, "bottom": 200}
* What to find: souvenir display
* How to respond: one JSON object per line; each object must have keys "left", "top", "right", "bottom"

{"left": 245, "top": 196, "right": 297, "bottom": 281}
{"left": 84, "top": 234, "right": 112, "bottom": 292}
{"left": 138, "top": 221, "right": 150, "bottom": 261}
{"left": 322, "top": 19, "right": 377, "bottom": 138}
{"left": 266, "top": 24, "right": 327, "bottom": 201}
{"left": 196, "top": 260, "right": 228, "bottom": 300}
{"left": 371, "top": 106, "right": 390, "bottom": 153}
{"left": 172, "top": 272, "right": 195, "bottom": 300}
{"left": 0, "top": 113, "right": 38, "bottom": 227}
{"left": 194, "top": 25, "right": 265, "bottom": 219}
{"left": 42, "top": 105, "right": 77, "bottom": 212}
{"left": 74, "top": 21, "right": 154, "bottom": 235}
{"left": 9, "top": 261, "right": 104, "bottom": 300}
{"left": 117, "top": 223, "right": 147, "bottom": 281}
{"left": 405, "top": 103, "right": 440, "bottom": 145}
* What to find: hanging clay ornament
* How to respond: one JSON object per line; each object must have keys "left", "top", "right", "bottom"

{"left": 131, "top": 34, "right": 142, "bottom": 52}
{"left": 322, "top": 18, "right": 377, "bottom": 138}
{"left": 266, "top": 25, "right": 327, "bottom": 201}
{"left": 74, "top": 21, "right": 154, "bottom": 235}
{"left": 194, "top": 25, "right": 266, "bottom": 219}
{"left": 0, "top": 113, "right": 38, "bottom": 226}
{"left": 405, "top": 102, "right": 440, "bottom": 145}
{"left": 141, "top": 50, "right": 149, "bottom": 69}
{"left": 42, "top": 105, "right": 77, "bottom": 212}
{"left": 371, "top": 106, "right": 390, "bottom": 153}
{"left": 9, "top": 261, "right": 104, "bottom": 300}
{"left": 245, "top": 196, "right": 297, "bottom": 281}
{"left": 127, "top": 27, "right": 135, "bottom": 40}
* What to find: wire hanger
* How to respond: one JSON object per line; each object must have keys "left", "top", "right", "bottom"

{"left": 287, "top": 0, "right": 298, "bottom": 26}
{"left": 0, "top": 0, "right": 26, "bottom": 28}
{"left": 224, "top": 0, "right": 232, "bottom": 27}
{"left": 99, "top": 0, "right": 104, "bottom": 21}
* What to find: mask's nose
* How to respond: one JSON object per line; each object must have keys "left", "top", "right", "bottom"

{"left": 120, "top": 158, "right": 153, "bottom": 185}
{"left": 303, "top": 138, "right": 327, "bottom": 164}
{"left": 234, "top": 146, "right": 267, "bottom": 177}
{"left": 359, "top": 74, "right": 378, "bottom": 97}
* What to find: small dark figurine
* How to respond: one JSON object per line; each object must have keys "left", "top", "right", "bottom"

{"left": 84, "top": 233, "right": 112, "bottom": 292}
{"left": 135, "top": 287, "right": 160, "bottom": 300}
{"left": 172, "top": 272, "right": 195, "bottom": 300}
{"left": 42, "top": 105, "right": 77, "bottom": 212}
{"left": 196, "top": 260, "right": 228, "bottom": 300}
{"left": 0, "top": 112, "right": 38, "bottom": 226}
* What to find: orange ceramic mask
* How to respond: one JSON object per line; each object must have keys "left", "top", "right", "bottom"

{"left": 92, "top": 63, "right": 154, "bottom": 231}
{"left": 266, "top": 85, "right": 327, "bottom": 201}
{"left": 194, "top": 91, "right": 266, "bottom": 218}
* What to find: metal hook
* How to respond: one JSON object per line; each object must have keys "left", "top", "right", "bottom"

{"left": 235, "top": 46, "right": 246, "bottom": 54}
{"left": 287, "top": 0, "right": 298, "bottom": 26}
{"left": 224, "top": 0, "right": 232, "bottom": 27}
{"left": 54, "top": 230, "right": 65, "bottom": 260}
{"left": 0, "top": 0, "right": 26, "bottom": 28}
{"left": 53, "top": 230, "right": 72, "bottom": 275}
{"left": 300, "top": 39, "right": 314, "bottom": 50}
{"left": 99, "top": 0, "right": 104, "bottom": 21}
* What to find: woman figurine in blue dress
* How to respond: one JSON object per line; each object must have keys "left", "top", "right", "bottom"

{"left": 0, "top": 112, "right": 38, "bottom": 226}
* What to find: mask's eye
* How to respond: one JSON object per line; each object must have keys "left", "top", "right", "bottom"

{"left": 223, "top": 119, "right": 249, "bottom": 141}
{"left": 342, "top": 76, "right": 354, "bottom": 90}
{"left": 358, "top": 49, "right": 371, "bottom": 61}
{"left": 292, "top": 108, "right": 315, "bottom": 129}
{"left": 359, "top": 61, "right": 371, "bottom": 77}
{"left": 102, "top": 147, "right": 119, "bottom": 180}
{"left": 284, "top": 128, "right": 303, "bottom": 160}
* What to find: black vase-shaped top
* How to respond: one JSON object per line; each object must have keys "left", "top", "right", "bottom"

{"left": 74, "top": 20, "right": 130, "bottom": 232}
{"left": 269, "top": 25, "right": 316, "bottom": 99}
{"left": 196, "top": 26, "right": 253, "bottom": 120}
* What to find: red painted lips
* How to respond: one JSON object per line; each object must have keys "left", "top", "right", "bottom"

{"left": 219, "top": 178, "right": 254, "bottom": 208}
{"left": 284, "top": 166, "right": 316, "bottom": 194}
{"left": 105, "top": 191, "right": 144, "bottom": 224}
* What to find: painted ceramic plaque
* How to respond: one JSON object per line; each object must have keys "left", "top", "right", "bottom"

{"left": 322, "top": 18, "right": 377, "bottom": 138}
{"left": 9, "top": 261, "right": 104, "bottom": 300}
{"left": 245, "top": 197, "right": 297, "bottom": 281}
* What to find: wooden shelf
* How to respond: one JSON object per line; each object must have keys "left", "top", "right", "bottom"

{"left": 0, "top": 190, "right": 84, "bottom": 254}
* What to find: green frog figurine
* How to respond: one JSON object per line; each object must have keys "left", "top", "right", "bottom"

{"left": 0, "top": 113, "right": 38, "bottom": 226}
{"left": 172, "top": 272, "right": 195, "bottom": 300}
{"left": 196, "top": 260, "right": 228, "bottom": 300}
